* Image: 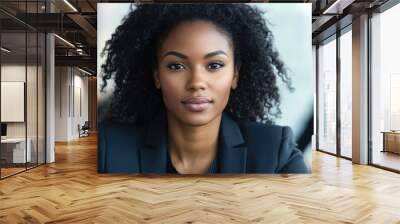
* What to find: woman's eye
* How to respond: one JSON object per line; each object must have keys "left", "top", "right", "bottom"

{"left": 207, "top": 62, "right": 224, "bottom": 70}
{"left": 167, "top": 63, "right": 185, "bottom": 70}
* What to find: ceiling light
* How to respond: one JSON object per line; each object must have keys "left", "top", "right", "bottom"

{"left": 1, "top": 47, "right": 11, "bottom": 53}
{"left": 63, "top": 0, "right": 78, "bottom": 12}
{"left": 54, "top": 34, "right": 75, "bottom": 48}
{"left": 78, "top": 67, "right": 93, "bottom": 76}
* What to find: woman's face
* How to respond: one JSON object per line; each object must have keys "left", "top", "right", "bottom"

{"left": 154, "top": 20, "right": 239, "bottom": 126}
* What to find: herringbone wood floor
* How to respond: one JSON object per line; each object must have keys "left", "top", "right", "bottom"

{"left": 1, "top": 134, "right": 400, "bottom": 223}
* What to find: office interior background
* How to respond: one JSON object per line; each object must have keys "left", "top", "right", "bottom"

{"left": 0, "top": 0, "right": 400, "bottom": 223}
{"left": 0, "top": 0, "right": 97, "bottom": 178}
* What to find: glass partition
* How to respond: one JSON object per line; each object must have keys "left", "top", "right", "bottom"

{"left": 317, "top": 36, "right": 337, "bottom": 155}
{"left": 1, "top": 31, "right": 28, "bottom": 177}
{"left": 339, "top": 28, "right": 352, "bottom": 158}
{"left": 0, "top": 1, "right": 46, "bottom": 179}
{"left": 38, "top": 32, "right": 45, "bottom": 165}
{"left": 370, "top": 3, "right": 400, "bottom": 171}
{"left": 27, "top": 31, "right": 38, "bottom": 169}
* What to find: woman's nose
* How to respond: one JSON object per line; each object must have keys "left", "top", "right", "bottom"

{"left": 186, "top": 67, "right": 206, "bottom": 91}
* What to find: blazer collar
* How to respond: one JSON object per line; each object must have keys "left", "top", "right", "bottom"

{"left": 140, "top": 112, "right": 247, "bottom": 174}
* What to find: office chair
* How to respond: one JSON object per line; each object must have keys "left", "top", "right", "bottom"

{"left": 79, "top": 121, "right": 90, "bottom": 138}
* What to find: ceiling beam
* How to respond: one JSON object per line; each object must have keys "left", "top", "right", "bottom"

{"left": 322, "top": 0, "right": 356, "bottom": 14}
{"left": 55, "top": 55, "right": 96, "bottom": 70}
{"left": 67, "top": 13, "right": 97, "bottom": 46}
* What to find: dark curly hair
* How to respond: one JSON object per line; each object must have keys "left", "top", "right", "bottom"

{"left": 101, "top": 3, "right": 292, "bottom": 125}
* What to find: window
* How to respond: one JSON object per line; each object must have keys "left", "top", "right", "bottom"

{"left": 370, "top": 3, "right": 400, "bottom": 171}
{"left": 339, "top": 28, "right": 352, "bottom": 158}
{"left": 318, "top": 36, "right": 337, "bottom": 155}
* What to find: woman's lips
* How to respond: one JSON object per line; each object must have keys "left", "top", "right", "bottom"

{"left": 181, "top": 97, "right": 212, "bottom": 112}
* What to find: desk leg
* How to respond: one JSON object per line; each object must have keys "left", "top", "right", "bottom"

{"left": 382, "top": 133, "right": 386, "bottom": 153}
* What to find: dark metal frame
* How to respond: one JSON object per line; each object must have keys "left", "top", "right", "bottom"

{"left": 0, "top": 19, "right": 2, "bottom": 179}
{"left": 25, "top": 1, "right": 28, "bottom": 172}
{"left": 315, "top": 44, "right": 319, "bottom": 151}
{"left": 44, "top": 0, "right": 47, "bottom": 166}
{"left": 336, "top": 26, "right": 341, "bottom": 158}
{"left": 367, "top": 10, "right": 373, "bottom": 166}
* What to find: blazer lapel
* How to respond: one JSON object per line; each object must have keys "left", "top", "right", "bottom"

{"left": 218, "top": 113, "right": 247, "bottom": 173}
{"left": 140, "top": 111, "right": 168, "bottom": 174}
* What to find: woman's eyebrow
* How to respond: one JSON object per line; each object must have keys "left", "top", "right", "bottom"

{"left": 161, "top": 50, "right": 227, "bottom": 59}
{"left": 204, "top": 50, "right": 227, "bottom": 58}
{"left": 162, "top": 51, "right": 188, "bottom": 59}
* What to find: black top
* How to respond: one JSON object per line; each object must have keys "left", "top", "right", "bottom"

{"left": 98, "top": 111, "right": 310, "bottom": 174}
{"left": 166, "top": 150, "right": 218, "bottom": 174}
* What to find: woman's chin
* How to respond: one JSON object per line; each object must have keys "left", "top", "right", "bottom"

{"left": 177, "top": 112, "right": 219, "bottom": 127}
{"left": 182, "top": 115, "right": 214, "bottom": 126}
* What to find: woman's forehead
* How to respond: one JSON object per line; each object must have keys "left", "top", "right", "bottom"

{"left": 158, "top": 20, "right": 234, "bottom": 57}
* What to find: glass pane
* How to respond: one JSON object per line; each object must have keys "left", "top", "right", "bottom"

{"left": 1, "top": 31, "right": 27, "bottom": 177}
{"left": 0, "top": 1, "right": 46, "bottom": 178}
{"left": 27, "top": 31, "right": 38, "bottom": 169}
{"left": 38, "top": 32, "right": 45, "bottom": 165}
{"left": 371, "top": 4, "right": 400, "bottom": 171}
{"left": 318, "top": 37, "right": 337, "bottom": 154}
{"left": 340, "top": 29, "right": 352, "bottom": 158}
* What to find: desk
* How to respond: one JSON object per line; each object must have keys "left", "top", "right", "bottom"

{"left": 1, "top": 138, "right": 31, "bottom": 163}
{"left": 382, "top": 131, "right": 400, "bottom": 154}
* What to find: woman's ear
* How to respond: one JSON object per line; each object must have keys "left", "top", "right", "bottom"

{"left": 153, "top": 70, "right": 161, "bottom": 89}
{"left": 231, "top": 65, "right": 240, "bottom": 90}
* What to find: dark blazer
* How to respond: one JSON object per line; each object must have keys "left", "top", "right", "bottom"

{"left": 98, "top": 112, "right": 310, "bottom": 174}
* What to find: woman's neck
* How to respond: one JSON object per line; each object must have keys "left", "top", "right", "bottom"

{"left": 167, "top": 113, "right": 221, "bottom": 174}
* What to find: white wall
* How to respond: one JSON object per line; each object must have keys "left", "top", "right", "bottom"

{"left": 72, "top": 73, "right": 89, "bottom": 138}
{"left": 1, "top": 65, "right": 26, "bottom": 132}
{"left": 1, "top": 63, "right": 46, "bottom": 164}
{"left": 55, "top": 66, "right": 69, "bottom": 141}
{"left": 55, "top": 67, "right": 89, "bottom": 141}
{"left": 1, "top": 64, "right": 42, "bottom": 137}
{"left": 1, "top": 82, "right": 25, "bottom": 122}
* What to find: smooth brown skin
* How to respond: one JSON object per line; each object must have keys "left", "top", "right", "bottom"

{"left": 154, "top": 21, "right": 239, "bottom": 174}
